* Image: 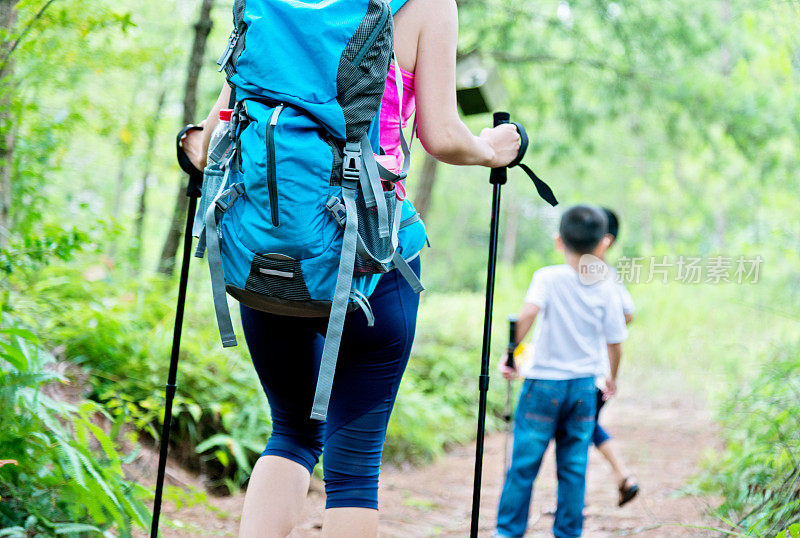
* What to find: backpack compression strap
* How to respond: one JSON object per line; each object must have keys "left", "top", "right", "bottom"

{"left": 204, "top": 169, "right": 244, "bottom": 348}
{"left": 310, "top": 143, "right": 362, "bottom": 421}
{"left": 359, "top": 136, "right": 391, "bottom": 238}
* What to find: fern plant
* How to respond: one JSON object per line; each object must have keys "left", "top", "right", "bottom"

{"left": 0, "top": 314, "right": 150, "bottom": 536}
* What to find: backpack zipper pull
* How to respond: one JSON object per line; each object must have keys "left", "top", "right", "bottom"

{"left": 217, "top": 30, "right": 239, "bottom": 72}
{"left": 270, "top": 104, "right": 284, "bottom": 125}
{"left": 266, "top": 105, "right": 285, "bottom": 227}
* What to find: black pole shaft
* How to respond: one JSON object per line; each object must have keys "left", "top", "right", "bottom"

{"left": 470, "top": 111, "right": 510, "bottom": 537}
{"left": 470, "top": 180, "right": 503, "bottom": 537}
{"left": 150, "top": 193, "right": 198, "bottom": 538}
{"left": 503, "top": 316, "right": 517, "bottom": 471}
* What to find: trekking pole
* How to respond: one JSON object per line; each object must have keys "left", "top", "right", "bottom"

{"left": 469, "top": 111, "right": 513, "bottom": 537}
{"left": 150, "top": 125, "right": 204, "bottom": 538}
{"left": 502, "top": 315, "right": 518, "bottom": 472}
{"left": 469, "top": 112, "right": 557, "bottom": 537}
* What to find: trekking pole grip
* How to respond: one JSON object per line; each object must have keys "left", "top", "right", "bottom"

{"left": 506, "top": 315, "right": 517, "bottom": 369}
{"left": 176, "top": 124, "right": 204, "bottom": 198}
{"left": 489, "top": 112, "right": 510, "bottom": 185}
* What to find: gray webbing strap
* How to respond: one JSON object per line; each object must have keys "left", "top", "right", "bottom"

{"left": 349, "top": 289, "right": 375, "bottom": 327}
{"left": 377, "top": 165, "right": 403, "bottom": 182}
{"left": 350, "top": 141, "right": 373, "bottom": 212}
{"left": 359, "top": 135, "right": 390, "bottom": 238}
{"left": 195, "top": 153, "right": 236, "bottom": 259}
{"left": 392, "top": 58, "right": 412, "bottom": 177}
{"left": 370, "top": 58, "right": 413, "bottom": 184}
{"left": 204, "top": 181, "right": 243, "bottom": 348}
{"left": 194, "top": 230, "right": 207, "bottom": 258}
{"left": 311, "top": 178, "right": 359, "bottom": 421}
{"left": 400, "top": 212, "right": 421, "bottom": 229}
{"left": 392, "top": 250, "right": 425, "bottom": 293}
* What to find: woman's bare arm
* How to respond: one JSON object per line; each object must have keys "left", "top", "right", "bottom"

{"left": 408, "top": 0, "right": 519, "bottom": 167}
{"left": 181, "top": 83, "right": 231, "bottom": 171}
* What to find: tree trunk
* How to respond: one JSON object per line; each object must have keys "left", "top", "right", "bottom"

{"left": 413, "top": 153, "right": 438, "bottom": 220}
{"left": 134, "top": 87, "right": 167, "bottom": 266}
{"left": 157, "top": 0, "right": 214, "bottom": 275}
{"left": 0, "top": 0, "right": 18, "bottom": 248}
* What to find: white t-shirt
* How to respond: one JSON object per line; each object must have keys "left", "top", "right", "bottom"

{"left": 609, "top": 265, "right": 635, "bottom": 316}
{"left": 520, "top": 264, "right": 628, "bottom": 380}
{"left": 598, "top": 265, "right": 635, "bottom": 377}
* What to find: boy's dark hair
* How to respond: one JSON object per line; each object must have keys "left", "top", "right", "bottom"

{"left": 559, "top": 205, "right": 608, "bottom": 254}
{"left": 602, "top": 207, "right": 619, "bottom": 239}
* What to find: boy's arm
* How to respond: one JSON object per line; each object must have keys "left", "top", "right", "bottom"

{"left": 515, "top": 302, "right": 540, "bottom": 346}
{"left": 604, "top": 342, "right": 622, "bottom": 399}
{"left": 618, "top": 283, "right": 635, "bottom": 324}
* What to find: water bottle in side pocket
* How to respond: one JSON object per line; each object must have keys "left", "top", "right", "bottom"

{"left": 192, "top": 109, "right": 233, "bottom": 239}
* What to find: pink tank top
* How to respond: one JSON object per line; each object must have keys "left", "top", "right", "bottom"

{"left": 379, "top": 63, "right": 416, "bottom": 168}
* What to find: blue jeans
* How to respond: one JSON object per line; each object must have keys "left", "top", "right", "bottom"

{"left": 496, "top": 377, "right": 597, "bottom": 538}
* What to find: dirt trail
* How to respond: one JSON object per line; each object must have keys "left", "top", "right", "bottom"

{"left": 142, "top": 390, "right": 722, "bottom": 537}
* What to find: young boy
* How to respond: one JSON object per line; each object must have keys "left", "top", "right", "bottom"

{"left": 496, "top": 205, "right": 628, "bottom": 538}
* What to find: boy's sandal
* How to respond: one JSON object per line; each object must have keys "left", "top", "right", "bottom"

{"left": 618, "top": 476, "right": 639, "bottom": 507}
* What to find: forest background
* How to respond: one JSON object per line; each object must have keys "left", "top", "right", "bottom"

{"left": 0, "top": 0, "right": 798, "bottom": 535}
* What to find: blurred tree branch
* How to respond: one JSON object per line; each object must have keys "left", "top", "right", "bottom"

{"left": 0, "top": 0, "right": 19, "bottom": 247}
{"left": 157, "top": 0, "right": 214, "bottom": 276}
{"left": 490, "top": 50, "right": 634, "bottom": 78}
{"left": 0, "top": 0, "right": 55, "bottom": 76}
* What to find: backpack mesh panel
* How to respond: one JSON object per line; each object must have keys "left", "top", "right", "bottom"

{"left": 354, "top": 188, "right": 398, "bottom": 274}
{"left": 337, "top": 0, "right": 394, "bottom": 142}
{"left": 224, "top": 0, "right": 248, "bottom": 78}
{"left": 245, "top": 255, "right": 312, "bottom": 301}
{"left": 326, "top": 137, "right": 343, "bottom": 186}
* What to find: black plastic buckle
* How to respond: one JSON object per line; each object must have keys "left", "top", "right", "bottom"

{"left": 343, "top": 144, "right": 361, "bottom": 183}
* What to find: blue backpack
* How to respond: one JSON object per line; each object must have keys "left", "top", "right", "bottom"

{"left": 194, "top": 0, "right": 427, "bottom": 420}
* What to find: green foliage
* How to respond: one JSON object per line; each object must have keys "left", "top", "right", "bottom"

{"left": 387, "top": 288, "right": 527, "bottom": 461}
{"left": 0, "top": 314, "right": 149, "bottom": 536}
{"left": 695, "top": 342, "right": 800, "bottom": 536}
{"left": 411, "top": 0, "right": 800, "bottom": 292}
{"left": 15, "top": 257, "right": 511, "bottom": 485}
{"left": 13, "top": 258, "right": 271, "bottom": 493}
{"left": 2, "top": 0, "right": 800, "bottom": 528}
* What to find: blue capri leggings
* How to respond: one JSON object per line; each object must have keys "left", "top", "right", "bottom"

{"left": 239, "top": 256, "right": 421, "bottom": 510}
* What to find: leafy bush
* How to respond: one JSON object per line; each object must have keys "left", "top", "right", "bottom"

{"left": 15, "top": 260, "right": 271, "bottom": 494}
{"left": 695, "top": 342, "right": 800, "bottom": 536}
{"left": 0, "top": 315, "right": 149, "bottom": 536}
{"left": 386, "top": 292, "right": 508, "bottom": 462}
{"left": 14, "top": 255, "right": 514, "bottom": 490}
